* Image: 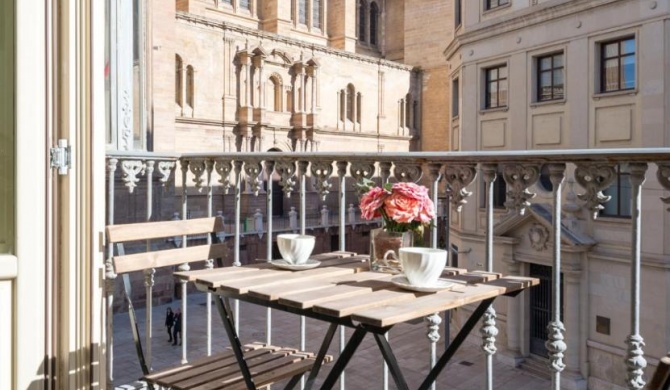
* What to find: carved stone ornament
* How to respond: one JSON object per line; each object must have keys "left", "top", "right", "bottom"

{"left": 310, "top": 161, "right": 334, "bottom": 201}
{"left": 480, "top": 306, "right": 498, "bottom": 355}
{"left": 243, "top": 159, "right": 263, "bottom": 196}
{"left": 188, "top": 159, "right": 208, "bottom": 190}
{"left": 625, "top": 334, "right": 647, "bottom": 389}
{"left": 656, "top": 163, "right": 670, "bottom": 211}
{"left": 120, "top": 160, "right": 145, "bottom": 193}
{"left": 214, "top": 159, "right": 233, "bottom": 194}
{"left": 574, "top": 163, "right": 616, "bottom": 219}
{"left": 157, "top": 161, "right": 176, "bottom": 186}
{"left": 350, "top": 161, "right": 376, "bottom": 194}
{"left": 528, "top": 223, "right": 550, "bottom": 252}
{"left": 546, "top": 321, "right": 567, "bottom": 373}
{"left": 275, "top": 160, "right": 297, "bottom": 198}
{"left": 502, "top": 164, "right": 540, "bottom": 215}
{"left": 393, "top": 162, "right": 423, "bottom": 182}
{"left": 444, "top": 164, "right": 477, "bottom": 212}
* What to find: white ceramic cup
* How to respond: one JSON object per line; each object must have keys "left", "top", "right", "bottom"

{"left": 277, "top": 234, "right": 315, "bottom": 265}
{"left": 397, "top": 247, "right": 447, "bottom": 287}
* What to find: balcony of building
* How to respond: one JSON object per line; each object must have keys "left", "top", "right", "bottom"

{"left": 105, "top": 149, "right": 670, "bottom": 390}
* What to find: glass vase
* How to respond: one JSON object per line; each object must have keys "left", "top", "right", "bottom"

{"left": 369, "top": 228, "right": 413, "bottom": 273}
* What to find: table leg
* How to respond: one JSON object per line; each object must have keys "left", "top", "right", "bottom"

{"left": 373, "top": 333, "right": 410, "bottom": 390}
{"left": 320, "top": 327, "right": 367, "bottom": 390}
{"left": 417, "top": 298, "right": 495, "bottom": 390}
{"left": 214, "top": 295, "right": 256, "bottom": 390}
{"left": 304, "top": 323, "right": 339, "bottom": 390}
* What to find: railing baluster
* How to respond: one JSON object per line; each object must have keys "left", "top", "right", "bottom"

{"left": 425, "top": 162, "right": 442, "bottom": 390}
{"left": 205, "top": 159, "right": 214, "bottom": 356}
{"left": 480, "top": 163, "right": 498, "bottom": 390}
{"left": 298, "top": 160, "right": 309, "bottom": 389}
{"left": 547, "top": 164, "right": 567, "bottom": 390}
{"left": 336, "top": 160, "right": 348, "bottom": 390}
{"left": 179, "top": 159, "right": 190, "bottom": 364}
{"left": 265, "top": 160, "right": 275, "bottom": 345}
{"left": 144, "top": 160, "right": 155, "bottom": 370}
{"left": 626, "top": 163, "right": 648, "bottom": 390}
{"left": 233, "top": 160, "right": 243, "bottom": 330}
{"left": 105, "top": 158, "right": 118, "bottom": 388}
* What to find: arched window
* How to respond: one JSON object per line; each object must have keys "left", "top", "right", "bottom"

{"left": 339, "top": 90, "right": 345, "bottom": 121}
{"left": 312, "top": 0, "right": 321, "bottom": 29}
{"left": 175, "top": 55, "right": 183, "bottom": 107}
{"left": 356, "top": 93, "right": 362, "bottom": 124}
{"left": 268, "top": 76, "right": 282, "bottom": 112}
{"left": 405, "top": 94, "right": 411, "bottom": 127}
{"left": 347, "top": 84, "right": 355, "bottom": 122}
{"left": 286, "top": 88, "right": 293, "bottom": 112}
{"left": 299, "top": 0, "right": 307, "bottom": 24}
{"left": 186, "top": 65, "right": 195, "bottom": 109}
{"left": 370, "top": 2, "right": 379, "bottom": 45}
{"left": 358, "top": 0, "right": 367, "bottom": 42}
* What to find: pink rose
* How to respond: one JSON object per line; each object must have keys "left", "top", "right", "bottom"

{"left": 384, "top": 183, "right": 436, "bottom": 224}
{"left": 359, "top": 186, "right": 387, "bottom": 220}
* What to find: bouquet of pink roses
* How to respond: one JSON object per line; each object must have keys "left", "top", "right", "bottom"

{"left": 358, "top": 179, "right": 436, "bottom": 234}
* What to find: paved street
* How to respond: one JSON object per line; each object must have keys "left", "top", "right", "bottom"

{"left": 113, "top": 292, "right": 550, "bottom": 389}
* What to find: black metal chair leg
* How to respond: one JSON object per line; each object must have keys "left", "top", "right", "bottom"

{"left": 304, "top": 323, "right": 339, "bottom": 390}
{"left": 319, "top": 327, "right": 367, "bottom": 390}
{"left": 214, "top": 295, "right": 257, "bottom": 390}
{"left": 373, "top": 333, "right": 410, "bottom": 390}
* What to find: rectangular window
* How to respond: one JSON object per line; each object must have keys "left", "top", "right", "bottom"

{"left": 455, "top": 0, "right": 462, "bottom": 27}
{"left": 537, "top": 52, "right": 564, "bottom": 101}
{"left": 221, "top": 0, "right": 232, "bottom": 4}
{"left": 479, "top": 171, "right": 507, "bottom": 209}
{"left": 485, "top": 65, "right": 508, "bottom": 109}
{"left": 452, "top": 78, "right": 460, "bottom": 118}
{"left": 486, "top": 0, "right": 509, "bottom": 10}
{"left": 299, "top": 0, "right": 307, "bottom": 24}
{"left": 312, "top": 0, "right": 321, "bottom": 28}
{"left": 601, "top": 37, "right": 635, "bottom": 92}
{"left": 240, "top": 0, "right": 250, "bottom": 10}
{"left": 600, "top": 164, "right": 631, "bottom": 218}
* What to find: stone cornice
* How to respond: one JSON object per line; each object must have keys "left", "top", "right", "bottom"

{"left": 314, "top": 127, "right": 413, "bottom": 141}
{"left": 444, "top": 0, "right": 624, "bottom": 58}
{"left": 176, "top": 12, "right": 416, "bottom": 72}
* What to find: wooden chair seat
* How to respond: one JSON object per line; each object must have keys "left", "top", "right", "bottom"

{"left": 648, "top": 353, "right": 670, "bottom": 390}
{"left": 144, "top": 343, "right": 332, "bottom": 390}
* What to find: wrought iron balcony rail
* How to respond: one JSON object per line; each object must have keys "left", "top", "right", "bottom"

{"left": 106, "top": 148, "right": 670, "bottom": 390}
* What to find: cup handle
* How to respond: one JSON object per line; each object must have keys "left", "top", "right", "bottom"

{"left": 382, "top": 250, "right": 398, "bottom": 267}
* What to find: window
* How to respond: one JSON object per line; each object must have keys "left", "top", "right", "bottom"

{"left": 347, "top": 84, "right": 355, "bottom": 121}
{"left": 455, "top": 0, "right": 462, "bottom": 27}
{"left": 601, "top": 37, "right": 635, "bottom": 92}
{"left": 298, "top": 0, "right": 307, "bottom": 25}
{"left": 269, "top": 76, "right": 282, "bottom": 111}
{"left": 356, "top": 93, "right": 362, "bottom": 124}
{"left": 221, "top": 0, "right": 232, "bottom": 5}
{"left": 370, "top": 2, "right": 378, "bottom": 45}
{"left": 312, "top": 0, "right": 321, "bottom": 28}
{"left": 175, "top": 55, "right": 183, "bottom": 107}
{"left": 186, "top": 65, "right": 195, "bottom": 109}
{"left": 358, "top": 0, "right": 367, "bottom": 42}
{"left": 339, "top": 90, "right": 345, "bottom": 121}
{"left": 452, "top": 78, "right": 459, "bottom": 117}
{"left": 240, "top": 0, "right": 250, "bottom": 10}
{"left": 405, "top": 94, "right": 411, "bottom": 128}
{"left": 537, "top": 52, "right": 564, "bottom": 101}
{"left": 601, "top": 164, "right": 631, "bottom": 218}
{"left": 485, "top": 65, "right": 508, "bottom": 109}
{"left": 486, "top": 0, "right": 509, "bottom": 10}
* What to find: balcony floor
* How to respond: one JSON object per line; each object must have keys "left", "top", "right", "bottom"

{"left": 113, "top": 292, "right": 550, "bottom": 389}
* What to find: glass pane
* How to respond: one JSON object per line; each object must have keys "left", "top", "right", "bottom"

{"left": 499, "top": 80, "right": 508, "bottom": 106}
{"left": 622, "top": 38, "right": 635, "bottom": 55}
{"left": 313, "top": 0, "right": 321, "bottom": 28}
{"left": 240, "top": 0, "right": 250, "bottom": 10}
{"left": 299, "top": 0, "right": 306, "bottom": 24}
{"left": 553, "top": 54, "right": 563, "bottom": 68}
{"left": 620, "top": 174, "right": 632, "bottom": 217}
{"left": 603, "top": 42, "right": 618, "bottom": 59}
{"left": 553, "top": 69, "right": 563, "bottom": 86}
{"left": 539, "top": 71, "right": 551, "bottom": 88}
{"left": 0, "top": 0, "right": 15, "bottom": 253}
{"left": 540, "top": 57, "right": 552, "bottom": 71}
{"left": 498, "top": 66, "right": 507, "bottom": 78}
{"left": 488, "top": 87, "right": 497, "bottom": 108}
{"left": 488, "top": 68, "right": 498, "bottom": 80}
{"left": 603, "top": 58, "right": 619, "bottom": 91}
{"left": 621, "top": 56, "right": 635, "bottom": 89}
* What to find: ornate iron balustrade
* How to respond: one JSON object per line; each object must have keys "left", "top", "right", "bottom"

{"left": 106, "top": 148, "right": 670, "bottom": 390}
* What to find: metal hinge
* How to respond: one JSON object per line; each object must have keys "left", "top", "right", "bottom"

{"left": 50, "top": 139, "right": 71, "bottom": 175}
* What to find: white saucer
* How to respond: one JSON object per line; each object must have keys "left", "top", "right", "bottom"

{"left": 270, "top": 259, "right": 321, "bottom": 271}
{"left": 391, "top": 276, "right": 455, "bottom": 293}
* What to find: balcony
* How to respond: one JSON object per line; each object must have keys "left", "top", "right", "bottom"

{"left": 106, "top": 149, "right": 670, "bottom": 390}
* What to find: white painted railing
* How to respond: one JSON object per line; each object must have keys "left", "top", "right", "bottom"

{"left": 106, "top": 149, "right": 670, "bottom": 390}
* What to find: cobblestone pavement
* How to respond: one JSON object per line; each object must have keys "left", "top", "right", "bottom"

{"left": 113, "top": 292, "right": 550, "bottom": 389}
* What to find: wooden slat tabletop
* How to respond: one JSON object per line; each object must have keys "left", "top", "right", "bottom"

{"left": 179, "top": 251, "right": 539, "bottom": 329}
